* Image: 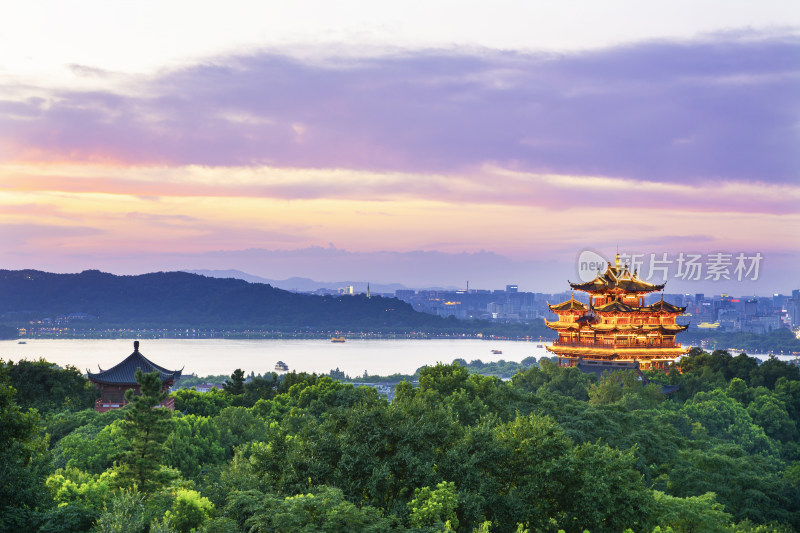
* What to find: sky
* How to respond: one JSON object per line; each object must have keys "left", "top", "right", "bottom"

{"left": 1, "top": 1, "right": 799, "bottom": 294}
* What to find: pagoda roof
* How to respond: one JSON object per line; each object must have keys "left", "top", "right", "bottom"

{"left": 545, "top": 319, "right": 579, "bottom": 330}
{"left": 591, "top": 324, "right": 689, "bottom": 333}
{"left": 575, "top": 314, "right": 598, "bottom": 325}
{"left": 590, "top": 300, "right": 686, "bottom": 315}
{"left": 88, "top": 341, "right": 182, "bottom": 386}
{"left": 569, "top": 253, "right": 665, "bottom": 294}
{"left": 546, "top": 321, "right": 688, "bottom": 333}
{"left": 593, "top": 300, "right": 636, "bottom": 313}
{"left": 549, "top": 297, "right": 588, "bottom": 312}
{"left": 648, "top": 300, "right": 687, "bottom": 314}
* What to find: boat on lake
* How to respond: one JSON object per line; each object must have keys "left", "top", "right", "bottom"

{"left": 491, "top": 349, "right": 503, "bottom": 354}
{"left": 331, "top": 337, "right": 346, "bottom": 343}
{"left": 274, "top": 361, "right": 289, "bottom": 372}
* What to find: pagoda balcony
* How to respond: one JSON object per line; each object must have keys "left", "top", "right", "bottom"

{"left": 94, "top": 396, "right": 176, "bottom": 413}
{"left": 553, "top": 340, "right": 678, "bottom": 349}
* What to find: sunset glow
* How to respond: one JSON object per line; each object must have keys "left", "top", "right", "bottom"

{"left": 2, "top": 2, "right": 799, "bottom": 292}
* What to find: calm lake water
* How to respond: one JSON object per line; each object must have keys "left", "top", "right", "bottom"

{"left": 1, "top": 339, "right": 793, "bottom": 379}
{"left": 0, "top": 338, "right": 554, "bottom": 378}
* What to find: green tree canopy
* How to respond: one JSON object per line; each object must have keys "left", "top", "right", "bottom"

{"left": 0, "top": 363, "right": 51, "bottom": 530}
{"left": 116, "top": 369, "right": 174, "bottom": 493}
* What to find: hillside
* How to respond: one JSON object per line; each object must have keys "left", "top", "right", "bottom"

{"left": 0, "top": 269, "right": 445, "bottom": 331}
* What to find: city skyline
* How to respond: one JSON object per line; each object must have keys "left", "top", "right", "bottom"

{"left": 1, "top": 1, "right": 799, "bottom": 293}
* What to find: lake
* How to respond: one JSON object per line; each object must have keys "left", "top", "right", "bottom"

{"left": 0, "top": 338, "right": 553, "bottom": 378}
{"left": 2, "top": 339, "right": 793, "bottom": 379}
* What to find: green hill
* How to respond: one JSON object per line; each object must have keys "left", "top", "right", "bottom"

{"left": 0, "top": 270, "right": 553, "bottom": 339}
{"left": 0, "top": 269, "right": 443, "bottom": 330}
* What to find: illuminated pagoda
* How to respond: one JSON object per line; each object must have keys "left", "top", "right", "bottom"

{"left": 546, "top": 252, "right": 689, "bottom": 371}
{"left": 88, "top": 341, "right": 182, "bottom": 412}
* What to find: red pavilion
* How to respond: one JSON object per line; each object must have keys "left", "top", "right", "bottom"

{"left": 88, "top": 341, "right": 182, "bottom": 412}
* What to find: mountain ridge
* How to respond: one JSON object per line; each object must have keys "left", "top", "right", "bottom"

{"left": 0, "top": 269, "right": 444, "bottom": 331}
{"left": 182, "top": 269, "right": 417, "bottom": 293}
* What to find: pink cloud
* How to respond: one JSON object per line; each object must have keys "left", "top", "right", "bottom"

{"left": 1, "top": 32, "right": 797, "bottom": 186}
{"left": 3, "top": 164, "right": 798, "bottom": 215}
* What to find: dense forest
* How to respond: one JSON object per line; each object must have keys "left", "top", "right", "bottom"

{"left": 2, "top": 349, "right": 799, "bottom": 532}
{"left": 0, "top": 269, "right": 552, "bottom": 338}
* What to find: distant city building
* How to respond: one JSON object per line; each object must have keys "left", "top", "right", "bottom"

{"left": 789, "top": 290, "right": 800, "bottom": 327}
{"left": 394, "top": 284, "right": 546, "bottom": 323}
{"left": 390, "top": 278, "right": 797, "bottom": 334}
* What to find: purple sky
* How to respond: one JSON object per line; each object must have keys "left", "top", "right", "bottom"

{"left": 1, "top": 16, "right": 798, "bottom": 294}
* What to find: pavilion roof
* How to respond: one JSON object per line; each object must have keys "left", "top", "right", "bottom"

{"left": 590, "top": 300, "right": 686, "bottom": 315}
{"left": 648, "top": 299, "right": 687, "bottom": 314}
{"left": 548, "top": 297, "right": 588, "bottom": 312}
{"left": 545, "top": 320, "right": 688, "bottom": 333}
{"left": 593, "top": 300, "right": 636, "bottom": 313}
{"left": 88, "top": 341, "right": 182, "bottom": 386}
{"left": 569, "top": 253, "right": 665, "bottom": 294}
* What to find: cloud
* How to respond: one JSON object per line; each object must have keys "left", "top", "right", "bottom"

{"left": 0, "top": 223, "right": 103, "bottom": 249}
{"left": 1, "top": 31, "right": 797, "bottom": 185}
{"left": 3, "top": 162, "right": 798, "bottom": 215}
{"left": 68, "top": 64, "right": 113, "bottom": 78}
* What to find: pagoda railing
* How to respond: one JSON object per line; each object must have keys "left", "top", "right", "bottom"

{"left": 553, "top": 340, "right": 678, "bottom": 349}
{"left": 95, "top": 396, "right": 176, "bottom": 413}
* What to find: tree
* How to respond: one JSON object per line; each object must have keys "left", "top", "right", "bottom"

{"left": 223, "top": 369, "right": 245, "bottom": 396}
{"left": 750, "top": 357, "right": 800, "bottom": 390}
{"left": 652, "top": 491, "right": 732, "bottom": 533}
{"left": 588, "top": 370, "right": 664, "bottom": 409}
{"left": 589, "top": 370, "right": 641, "bottom": 405}
{"left": 4, "top": 358, "right": 96, "bottom": 413}
{"left": 407, "top": 481, "right": 460, "bottom": 531}
{"left": 511, "top": 359, "right": 592, "bottom": 400}
{"left": 666, "top": 444, "right": 793, "bottom": 525}
{"left": 93, "top": 489, "right": 149, "bottom": 533}
{"left": 680, "top": 390, "right": 775, "bottom": 455}
{"left": 214, "top": 407, "right": 270, "bottom": 458}
{"left": 242, "top": 373, "right": 280, "bottom": 406}
{"left": 116, "top": 369, "right": 174, "bottom": 492}
{"left": 418, "top": 363, "right": 470, "bottom": 397}
{"left": 164, "top": 415, "right": 225, "bottom": 477}
{"left": 53, "top": 419, "right": 128, "bottom": 474}
{"left": 557, "top": 442, "right": 654, "bottom": 533}
{"left": 747, "top": 394, "right": 797, "bottom": 443}
{"left": 244, "top": 485, "right": 395, "bottom": 532}
{"left": 41, "top": 467, "right": 116, "bottom": 532}
{"left": 0, "top": 362, "right": 51, "bottom": 531}
{"left": 164, "top": 489, "right": 215, "bottom": 533}
{"left": 172, "top": 388, "right": 232, "bottom": 417}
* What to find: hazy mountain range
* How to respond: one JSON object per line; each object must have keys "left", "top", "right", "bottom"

{"left": 183, "top": 269, "right": 420, "bottom": 294}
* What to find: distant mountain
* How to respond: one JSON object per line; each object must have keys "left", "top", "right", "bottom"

{"left": 0, "top": 269, "right": 445, "bottom": 331}
{"left": 184, "top": 269, "right": 410, "bottom": 294}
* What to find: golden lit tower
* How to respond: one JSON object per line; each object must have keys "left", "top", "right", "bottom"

{"left": 546, "top": 252, "right": 689, "bottom": 371}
